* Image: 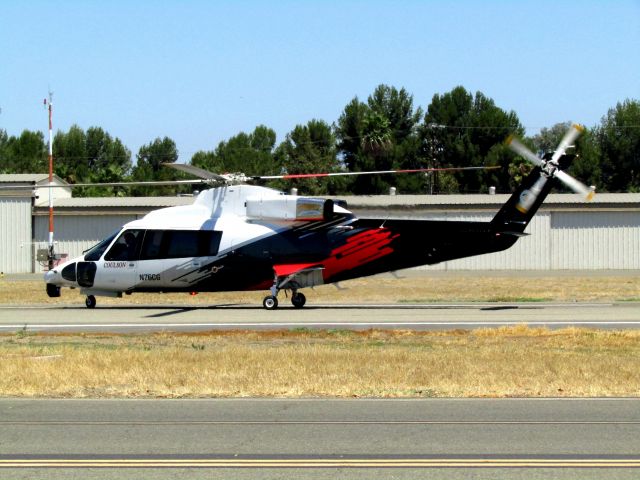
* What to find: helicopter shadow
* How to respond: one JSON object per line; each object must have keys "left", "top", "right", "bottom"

{"left": 54, "top": 303, "right": 532, "bottom": 319}
{"left": 138, "top": 303, "right": 529, "bottom": 317}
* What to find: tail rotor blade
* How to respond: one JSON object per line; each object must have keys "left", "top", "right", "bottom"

{"left": 550, "top": 124, "right": 584, "bottom": 165}
{"left": 555, "top": 170, "right": 595, "bottom": 201}
{"left": 506, "top": 136, "right": 544, "bottom": 167}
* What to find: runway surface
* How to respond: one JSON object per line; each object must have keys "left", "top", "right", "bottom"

{"left": 0, "top": 302, "right": 639, "bottom": 333}
{"left": 1, "top": 398, "right": 639, "bottom": 479}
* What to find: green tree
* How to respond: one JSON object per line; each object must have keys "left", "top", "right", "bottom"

{"left": 336, "top": 84, "right": 423, "bottom": 194}
{"left": 596, "top": 99, "right": 640, "bottom": 192}
{"left": 571, "top": 128, "right": 601, "bottom": 191}
{"left": 368, "top": 84, "right": 422, "bottom": 143}
{"left": 0, "top": 130, "right": 8, "bottom": 172}
{"left": 52, "top": 125, "right": 132, "bottom": 196}
{"left": 335, "top": 97, "right": 367, "bottom": 173}
{"left": 131, "top": 136, "right": 183, "bottom": 196}
{"left": 531, "top": 122, "right": 571, "bottom": 154}
{"left": 0, "top": 129, "right": 47, "bottom": 173}
{"left": 54, "top": 125, "right": 87, "bottom": 185}
{"left": 421, "top": 86, "right": 524, "bottom": 193}
{"left": 274, "top": 119, "right": 343, "bottom": 195}
{"left": 191, "top": 125, "right": 278, "bottom": 177}
{"left": 86, "top": 128, "right": 131, "bottom": 180}
{"left": 361, "top": 110, "right": 392, "bottom": 155}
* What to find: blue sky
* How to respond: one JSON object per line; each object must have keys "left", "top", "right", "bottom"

{"left": 1, "top": 1, "right": 638, "bottom": 162}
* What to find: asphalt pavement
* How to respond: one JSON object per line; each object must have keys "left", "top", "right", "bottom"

{"left": 1, "top": 398, "right": 639, "bottom": 479}
{"left": 0, "top": 302, "right": 639, "bottom": 333}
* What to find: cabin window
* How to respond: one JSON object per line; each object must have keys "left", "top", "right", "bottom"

{"left": 140, "top": 230, "right": 164, "bottom": 260}
{"left": 104, "top": 230, "right": 143, "bottom": 261}
{"left": 166, "top": 231, "right": 200, "bottom": 258}
{"left": 139, "top": 230, "right": 222, "bottom": 260}
{"left": 200, "top": 230, "right": 223, "bottom": 256}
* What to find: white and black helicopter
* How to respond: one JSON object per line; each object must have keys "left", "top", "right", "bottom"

{"left": 37, "top": 125, "right": 592, "bottom": 309}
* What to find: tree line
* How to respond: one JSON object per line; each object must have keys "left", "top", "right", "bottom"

{"left": 1, "top": 85, "right": 638, "bottom": 196}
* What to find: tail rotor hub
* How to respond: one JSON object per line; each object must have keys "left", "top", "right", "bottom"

{"left": 506, "top": 124, "right": 594, "bottom": 202}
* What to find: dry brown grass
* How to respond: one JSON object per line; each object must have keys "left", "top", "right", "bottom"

{"left": 1, "top": 327, "right": 639, "bottom": 398}
{"left": 1, "top": 272, "right": 639, "bottom": 305}
{"left": 2, "top": 273, "right": 638, "bottom": 398}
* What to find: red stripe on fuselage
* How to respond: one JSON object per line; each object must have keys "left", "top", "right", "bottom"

{"left": 322, "top": 228, "right": 398, "bottom": 280}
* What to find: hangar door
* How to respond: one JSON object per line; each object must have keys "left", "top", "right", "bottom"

{"left": 0, "top": 197, "right": 32, "bottom": 273}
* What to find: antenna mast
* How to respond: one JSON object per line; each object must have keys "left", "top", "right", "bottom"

{"left": 45, "top": 91, "right": 54, "bottom": 270}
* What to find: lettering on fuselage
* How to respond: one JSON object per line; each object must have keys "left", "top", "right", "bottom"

{"left": 104, "top": 261, "right": 128, "bottom": 269}
{"left": 139, "top": 274, "right": 161, "bottom": 281}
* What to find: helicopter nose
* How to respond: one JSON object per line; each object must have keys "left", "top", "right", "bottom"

{"left": 44, "top": 269, "right": 58, "bottom": 283}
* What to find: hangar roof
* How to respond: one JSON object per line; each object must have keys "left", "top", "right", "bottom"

{"left": 50, "top": 196, "right": 195, "bottom": 208}
{"left": 0, "top": 174, "right": 67, "bottom": 184}
{"left": 0, "top": 174, "right": 71, "bottom": 199}
{"left": 334, "top": 193, "right": 640, "bottom": 208}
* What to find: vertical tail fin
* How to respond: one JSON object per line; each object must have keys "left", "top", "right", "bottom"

{"left": 491, "top": 167, "right": 555, "bottom": 233}
{"left": 493, "top": 124, "right": 594, "bottom": 234}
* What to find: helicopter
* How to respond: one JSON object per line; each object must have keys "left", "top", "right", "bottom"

{"left": 40, "top": 124, "right": 593, "bottom": 309}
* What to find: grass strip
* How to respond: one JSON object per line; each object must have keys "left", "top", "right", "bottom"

{"left": 1, "top": 326, "right": 639, "bottom": 398}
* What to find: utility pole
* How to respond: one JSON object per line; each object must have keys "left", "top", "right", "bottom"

{"left": 45, "top": 91, "right": 54, "bottom": 270}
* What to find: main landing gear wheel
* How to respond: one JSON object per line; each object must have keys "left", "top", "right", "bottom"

{"left": 263, "top": 295, "right": 278, "bottom": 310}
{"left": 291, "top": 292, "right": 306, "bottom": 308}
{"left": 85, "top": 295, "right": 96, "bottom": 309}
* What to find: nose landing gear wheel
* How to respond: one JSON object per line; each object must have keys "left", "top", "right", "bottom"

{"left": 291, "top": 292, "right": 306, "bottom": 308}
{"left": 46, "top": 283, "right": 61, "bottom": 298}
{"left": 85, "top": 295, "right": 96, "bottom": 309}
{"left": 263, "top": 295, "right": 278, "bottom": 310}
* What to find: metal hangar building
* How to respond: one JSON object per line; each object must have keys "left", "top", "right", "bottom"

{"left": 1, "top": 174, "right": 638, "bottom": 274}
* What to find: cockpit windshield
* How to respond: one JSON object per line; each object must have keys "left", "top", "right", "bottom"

{"left": 83, "top": 231, "right": 119, "bottom": 261}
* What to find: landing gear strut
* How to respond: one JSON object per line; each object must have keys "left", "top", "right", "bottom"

{"left": 262, "top": 280, "right": 308, "bottom": 310}
{"left": 263, "top": 270, "right": 310, "bottom": 310}
{"left": 85, "top": 295, "right": 96, "bottom": 309}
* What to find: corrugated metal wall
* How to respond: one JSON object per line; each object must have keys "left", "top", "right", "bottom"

{"left": 33, "top": 215, "right": 138, "bottom": 270}
{"left": 407, "top": 212, "right": 550, "bottom": 270}
{"left": 414, "top": 210, "right": 639, "bottom": 271}
{"left": 445, "top": 213, "right": 550, "bottom": 270}
{"left": 0, "top": 198, "right": 32, "bottom": 273}
{"left": 551, "top": 212, "right": 640, "bottom": 269}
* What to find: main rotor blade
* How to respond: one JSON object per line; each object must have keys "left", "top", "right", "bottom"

{"left": 550, "top": 124, "right": 584, "bottom": 165}
{"left": 162, "top": 163, "right": 227, "bottom": 181}
{"left": 0, "top": 166, "right": 499, "bottom": 190}
{"left": 555, "top": 170, "right": 595, "bottom": 201}
{"left": 506, "top": 136, "right": 544, "bottom": 167}
{"left": 0, "top": 179, "right": 211, "bottom": 190}
{"left": 253, "top": 166, "right": 499, "bottom": 180}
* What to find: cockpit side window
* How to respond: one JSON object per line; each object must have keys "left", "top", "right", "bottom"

{"left": 104, "top": 230, "right": 143, "bottom": 261}
{"left": 84, "top": 231, "right": 119, "bottom": 261}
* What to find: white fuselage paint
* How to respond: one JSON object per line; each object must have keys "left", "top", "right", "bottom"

{"left": 44, "top": 185, "right": 351, "bottom": 296}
